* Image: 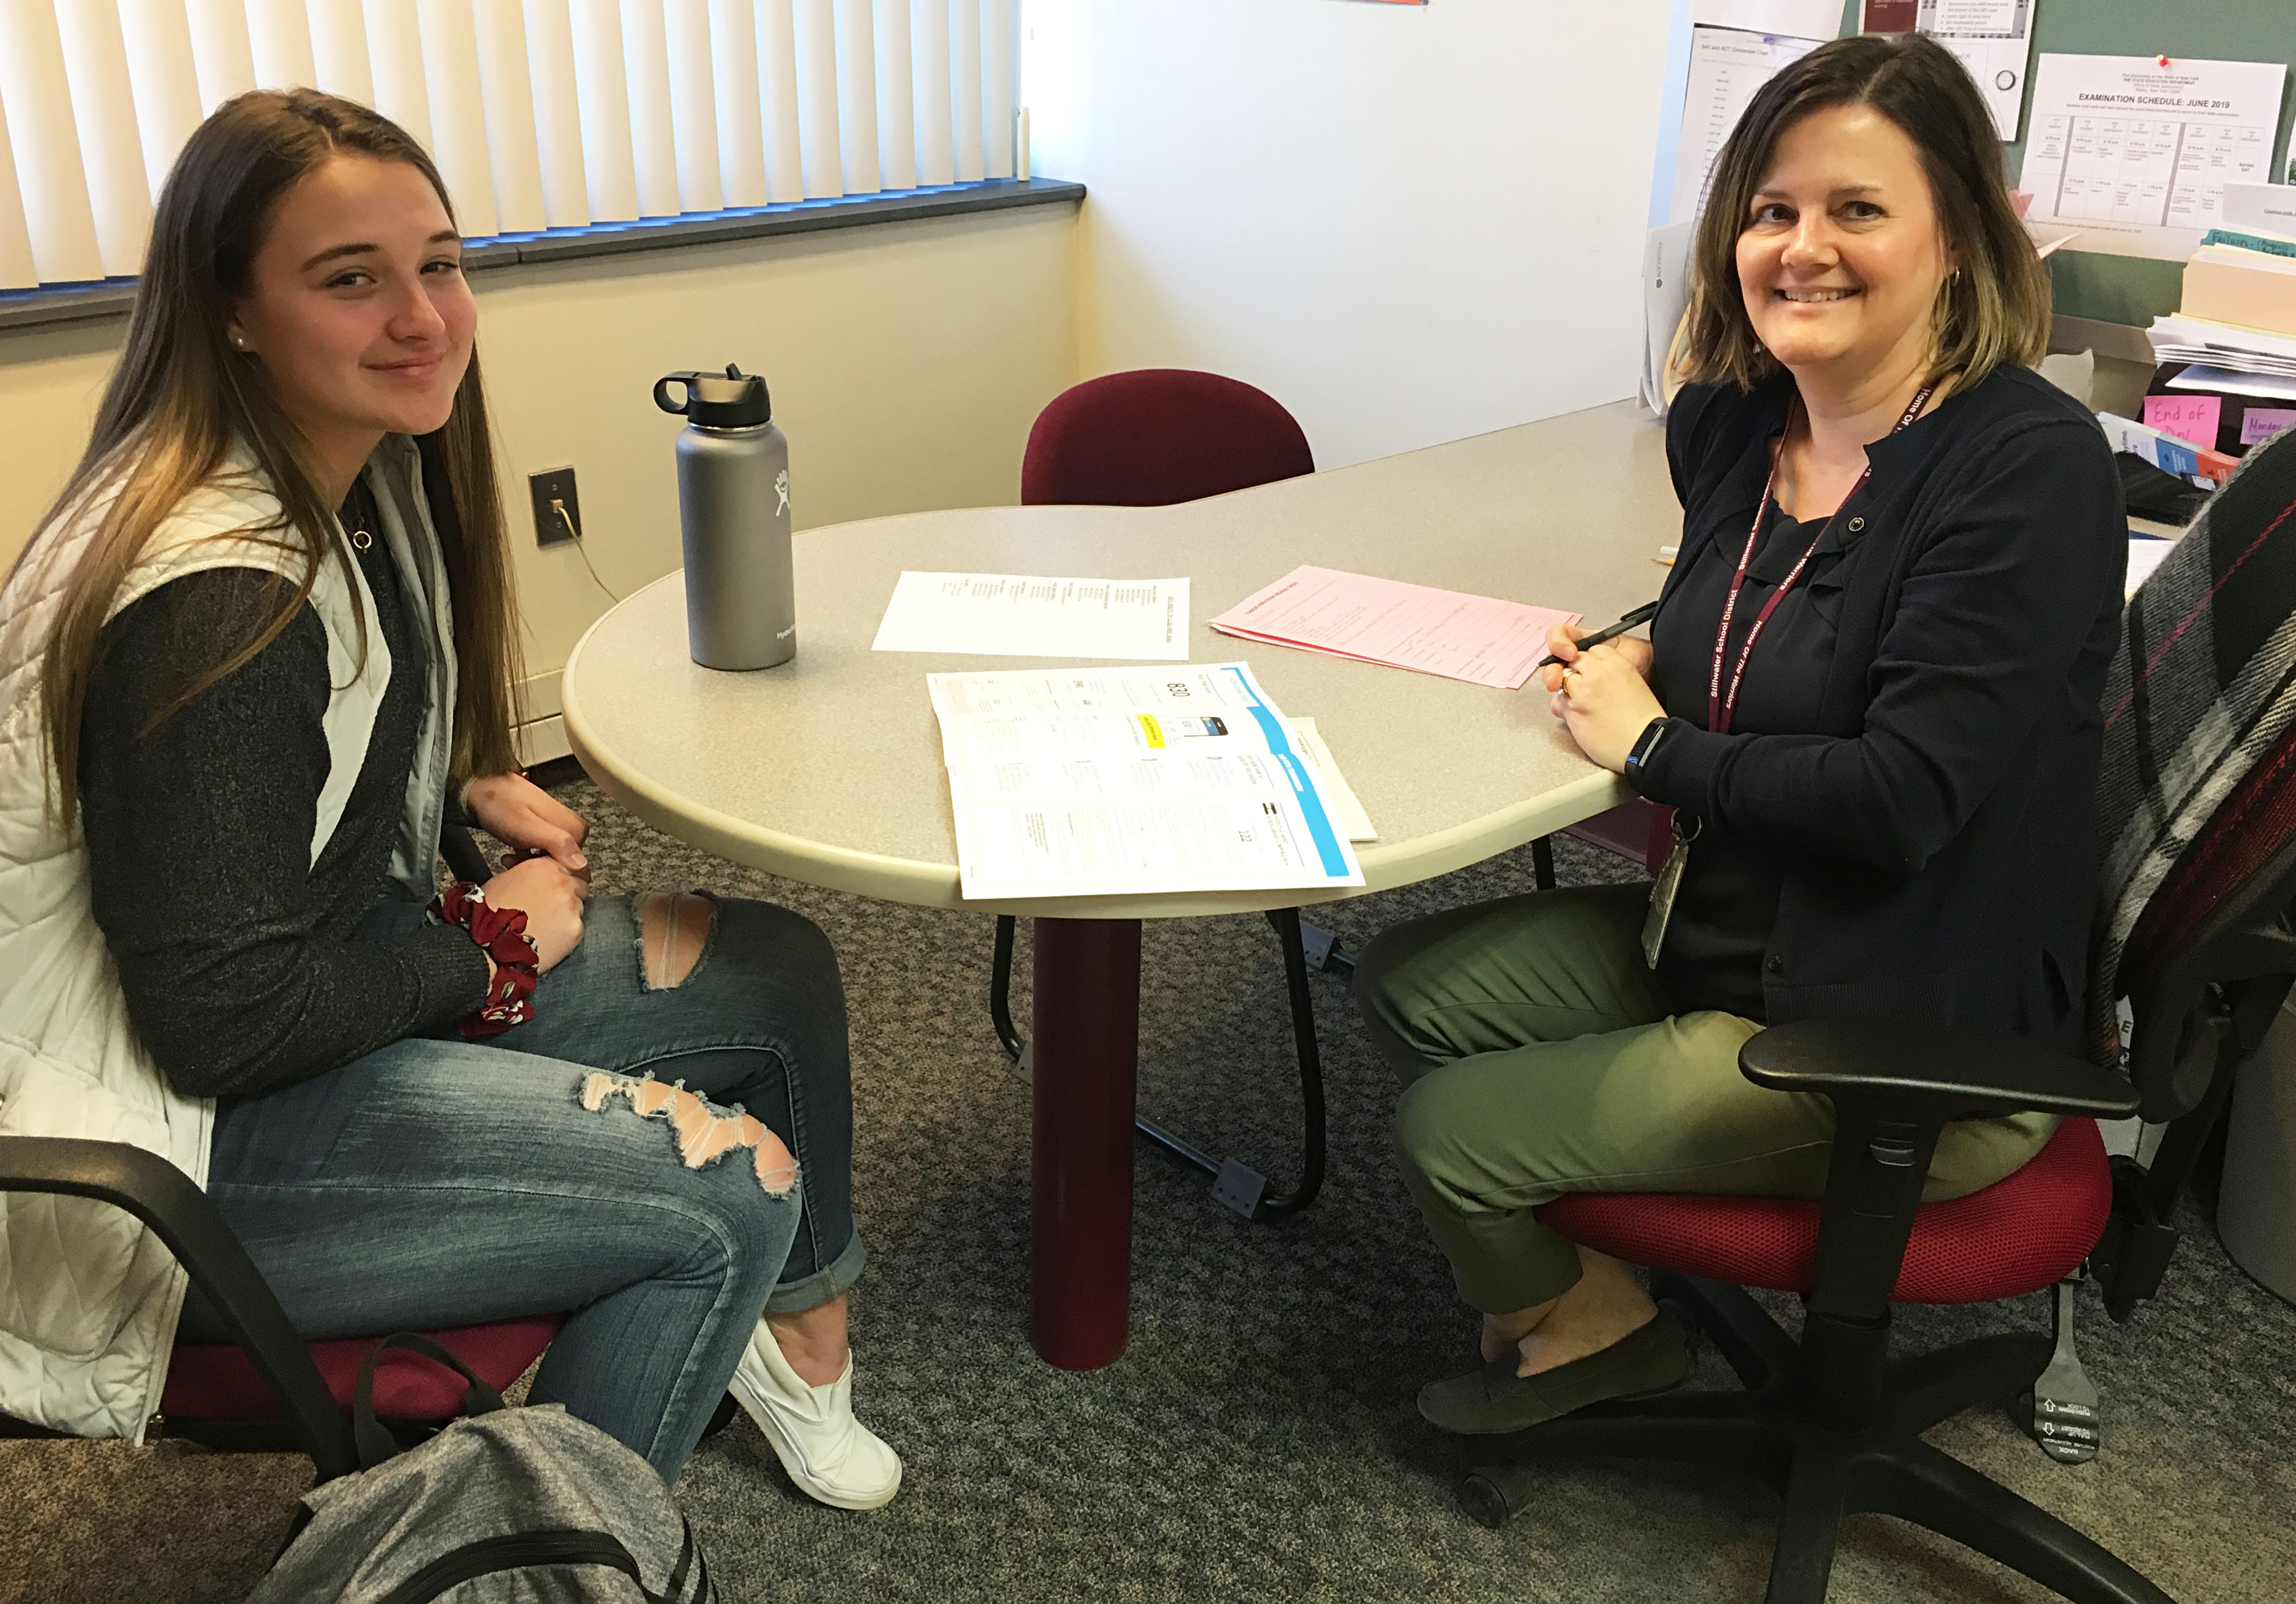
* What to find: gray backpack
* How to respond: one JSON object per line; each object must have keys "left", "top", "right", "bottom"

{"left": 249, "top": 1334, "right": 715, "bottom": 1603}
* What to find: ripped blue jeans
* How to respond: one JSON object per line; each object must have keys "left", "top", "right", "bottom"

{"left": 177, "top": 895, "right": 863, "bottom": 1482}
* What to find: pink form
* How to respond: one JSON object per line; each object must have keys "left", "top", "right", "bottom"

{"left": 1208, "top": 565, "right": 1581, "bottom": 691}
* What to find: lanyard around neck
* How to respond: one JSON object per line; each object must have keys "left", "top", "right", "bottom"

{"left": 1705, "top": 383, "right": 1934, "bottom": 736}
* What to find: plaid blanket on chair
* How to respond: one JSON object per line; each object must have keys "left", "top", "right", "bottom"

{"left": 2090, "top": 427, "right": 2296, "bottom": 1065}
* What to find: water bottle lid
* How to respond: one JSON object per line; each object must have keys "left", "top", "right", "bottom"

{"left": 653, "top": 364, "right": 773, "bottom": 428}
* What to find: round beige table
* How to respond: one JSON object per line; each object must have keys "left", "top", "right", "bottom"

{"left": 564, "top": 399, "right": 1680, "bottom": 1367}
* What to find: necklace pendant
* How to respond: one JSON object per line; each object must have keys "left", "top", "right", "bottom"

{"left": 349, "top": 526, "right": 373, "bottom": 550}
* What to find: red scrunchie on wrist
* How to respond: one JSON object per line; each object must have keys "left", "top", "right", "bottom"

{"left": 429, "top": 882, "right": 540, "bottom": 1037}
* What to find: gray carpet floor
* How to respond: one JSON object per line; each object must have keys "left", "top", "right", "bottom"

{"left": 4, "top": 778, "right": 2291, "bottom": 1603}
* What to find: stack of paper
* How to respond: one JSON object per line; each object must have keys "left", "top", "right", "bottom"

{"left": 928, "top": 663, "right": 1367, "bottom": 901}
{"left": 2148, "top": 315, "right": 2296, "bottom": 380}
{"left": 1208, "top": 565, "right": 1581, "bottom": 692}
{"left": 2181, "top": 244, "right": 2296, "bottom": 338}
{"left": 2147, "top": 184, "right": 2296, "bottom": 412}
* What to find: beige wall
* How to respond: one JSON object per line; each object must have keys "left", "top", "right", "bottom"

{"left": 0, "top": 200, "right": 1080, "bottom": 755}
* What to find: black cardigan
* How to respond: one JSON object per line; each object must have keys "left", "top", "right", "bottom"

{"left": 1629, "top": 364, "right": 2126, "bottom": 1051}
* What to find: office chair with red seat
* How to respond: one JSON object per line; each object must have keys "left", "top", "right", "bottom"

{"left": 1461, "top": 737, "right": 2296, "bottom": 1599}
{"left": 1457, "top": 704, "right": 2296, "bottom": 1596}
{"left": 1481, "top": 1023, "right": 2156, "bottom": 1603}
{"left": 0, "top": 821, "right": 585, "bottom": 1473}
{"left": 0, "top": 1134, "right": 565, "bottom": 1477}
{"left": 989, "top": 369, "right": 1342, "bottom": 1220}
{"left": 1018, "top": 367, "right": 1314, "bottom": 509}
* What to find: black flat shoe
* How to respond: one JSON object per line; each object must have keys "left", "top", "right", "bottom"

{"left": 1417, "top": 1308, "right": 1691, "bottom": 1436}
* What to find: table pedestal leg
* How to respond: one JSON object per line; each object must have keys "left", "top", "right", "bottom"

{"left": 1029, "top": 917, "right": 1141, "bottom": 1370}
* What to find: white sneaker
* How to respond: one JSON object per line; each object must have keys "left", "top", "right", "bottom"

{"left": 729, "top": 1319, "right": 903, "bottom": 1511}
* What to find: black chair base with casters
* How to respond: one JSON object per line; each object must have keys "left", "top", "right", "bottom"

{"left": 1466, "top": 1276, "right": 2165, "bottom": 1604}
{"left": 988, "top": 907, "right": 1347, "bottom": 1220}
{"left": 1459, "top": 1018, "right": 2168, "bottom": 1604}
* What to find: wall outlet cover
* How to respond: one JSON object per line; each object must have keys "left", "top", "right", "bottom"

{"left": 530, "top": 466, "right": 580, "bottom": 547}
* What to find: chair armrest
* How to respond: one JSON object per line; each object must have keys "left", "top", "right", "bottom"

{"left": 1740, "top": 1018, "right": 2140, "bottom": 1123}
{"left": 1741, "top": 1021, "right": 2136, "bottom": 1329}
{"left": 0, "top": 1136, "right": 355, "bottom": 1479}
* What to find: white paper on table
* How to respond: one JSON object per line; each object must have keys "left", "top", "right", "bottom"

{"left": 2017, "top": 54, "right": 2288, "bottom": 262}
{"left": 927, "top": 662, "right": 1365, "bottom": 900}
{"left": 1287, "top": 718, "right": 1376, "bottom": 842}
{"left": 871, "top": 572, "right": 1190, "bottom": 661}
{"left": 1667, "top": 24, "right": 1827, "bottom": 227}
{"left": 2127, "top": 536, "right": 2176, "bottom": 598}
{"left": 2166, "top": 365, "right": 2296, "bottom": 403}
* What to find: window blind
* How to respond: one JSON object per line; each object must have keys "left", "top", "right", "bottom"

{"left": 0, "top": 0, "right": 1022, "bottom": 291}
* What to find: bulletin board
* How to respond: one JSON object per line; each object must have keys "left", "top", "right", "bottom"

{"left": 1840, "top": 1, "right": 2296, "bottom": 328}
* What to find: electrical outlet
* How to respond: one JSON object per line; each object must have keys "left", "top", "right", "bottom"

{"left": 530, "top": 466, "right": 580, "bottom": 547}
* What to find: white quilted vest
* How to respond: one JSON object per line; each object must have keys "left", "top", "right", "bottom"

{"left": 0, "top": 434, "right": 457, "bottom": 1440}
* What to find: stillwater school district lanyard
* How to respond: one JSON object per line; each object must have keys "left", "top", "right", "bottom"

{"left": 1642, "top": 381, "right": 1935, "bottom": 973}
{"left": 1706, "top": 382, "right": 1933, "bottom": 737}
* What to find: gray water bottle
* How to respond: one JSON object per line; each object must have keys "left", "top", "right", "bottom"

{"left": 654, "top": 364, "right": 794, "bottom": 670}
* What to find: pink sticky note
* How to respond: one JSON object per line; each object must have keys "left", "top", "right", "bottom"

{"left": 2240, "top": 407, "right": 2296, "bottom": 445}
{"left": 2144, "top": 394, "right": 2223, "bottom": 448}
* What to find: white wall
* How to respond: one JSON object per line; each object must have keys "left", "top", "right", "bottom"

{"left": 1028, "top": 0, "right": 1675, "bottom": 469}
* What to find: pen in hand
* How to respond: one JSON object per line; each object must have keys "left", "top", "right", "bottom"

{"left": 1531, "top": 600, "right": 1660, "bottom": 674}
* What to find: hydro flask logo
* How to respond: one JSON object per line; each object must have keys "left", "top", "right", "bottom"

{"left": 774, "top": 468, "right": 791, "bottom": 517}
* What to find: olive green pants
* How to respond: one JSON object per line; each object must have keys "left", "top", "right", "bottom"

{"left": 1356, "top": 884, "right": 2056, "bottom": 1314}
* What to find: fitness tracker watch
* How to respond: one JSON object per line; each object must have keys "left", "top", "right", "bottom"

{"left": 1622, "top": 717, "right": 1671, "bottom": 789}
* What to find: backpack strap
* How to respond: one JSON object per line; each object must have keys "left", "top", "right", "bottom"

{"left": 662, "top": 1516, "right": 713, "bottom": 1604}
{"left": 352, "top": 1332, "right": 508, "bottom": 1470}
{"left": 369, "top": 1529, "right": 647, "bottom": 1604}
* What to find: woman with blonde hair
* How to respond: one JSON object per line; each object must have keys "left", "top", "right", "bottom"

{"left": 0, "top": 89, "right": 895, "bottom": 1501}
{"left": 1357, "top": 34, "right": 2124, "bottom": 1432}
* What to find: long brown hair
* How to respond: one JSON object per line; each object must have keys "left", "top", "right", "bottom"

{"left": 13, "top": 88, "right": 520, "bottom": 819}
{"left": 1677, "top": 32, "right": 2050, "bottom": 392}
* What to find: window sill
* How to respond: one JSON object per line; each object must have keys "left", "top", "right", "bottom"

{"left": 0, "top": 177, "right": 1083, "bottom": 334}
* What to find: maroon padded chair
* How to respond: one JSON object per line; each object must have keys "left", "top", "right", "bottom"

{"left": 990, "top": 369, "right": 1331, "bottom": 1219}
{"left": 0, "top": 823, "right": 576, "bottom": 1472}
{"left": 159, "top": 1317, "right": 565, "bottom": 1452}
{"left": 0, "top": 1137, "right": 548, "bottom": 1473}
{"left": 1456, "top": 733, "right": 2296, "bottom": 1604}
{"left": 0, "top": 1141, "right": 567, "bottom": 1474}
{"left": 1019, "top": 368, "right": 1314, "bottom": 507}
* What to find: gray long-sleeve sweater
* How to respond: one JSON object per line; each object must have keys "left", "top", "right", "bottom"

{"left": 77, "top": 521, "right": 491, "bottom": 1101}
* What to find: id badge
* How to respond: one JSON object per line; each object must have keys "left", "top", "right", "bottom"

{"left": 1640, "top": 814, "right": 1699, "bottom": 969}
